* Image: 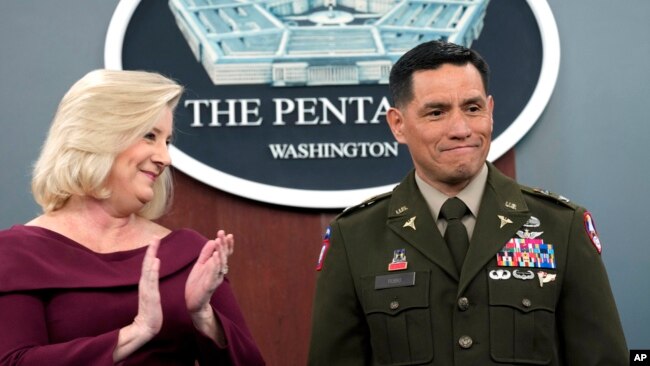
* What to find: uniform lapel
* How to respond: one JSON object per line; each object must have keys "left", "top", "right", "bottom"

{"left": 458, "top": 164, "right": 531, "bottom": 294}
{"left": 386, "top": 171, "right": 459, "bottom": 281}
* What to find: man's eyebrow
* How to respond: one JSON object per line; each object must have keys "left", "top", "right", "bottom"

{"left": 462, "top": 96, "right": 485, "bottom": 105}
{"left": 422, "top": 101, "right": 450, "bottom": 109}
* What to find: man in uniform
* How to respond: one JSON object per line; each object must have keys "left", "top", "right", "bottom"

{"left": 308, "top": 41, "right": 627, "bottom": 365}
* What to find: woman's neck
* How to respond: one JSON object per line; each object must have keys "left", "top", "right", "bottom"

{"left": 27, "top": 196, "right": 161, "bottom": 253}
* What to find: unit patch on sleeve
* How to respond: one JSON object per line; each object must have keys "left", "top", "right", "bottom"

{"left": 583, "top": 211, "right": 602, "bottom": 254}
{"left": 316, "top": 226, "right": 331, "bottom": 271}
{"left": 496, "top": 238, "right": 556, "bottom": 269}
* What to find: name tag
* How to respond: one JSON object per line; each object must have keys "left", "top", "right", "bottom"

{"left": 374, "top": 272, "right": 416, "bottom": 289}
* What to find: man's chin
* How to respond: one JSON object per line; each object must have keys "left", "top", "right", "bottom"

{"left": 442, "top": 164, "right": 482, "bottom": 184}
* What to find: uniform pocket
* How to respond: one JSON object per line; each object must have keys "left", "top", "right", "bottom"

{"left": 361, "top": 270, "right": 432, "bottom": 365}
{"left": 488, "top": 268, "right": 557, "bottom": 365}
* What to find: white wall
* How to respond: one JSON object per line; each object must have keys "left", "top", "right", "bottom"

{"left": 1, "top": 0, "right": 648, "bottom": 349}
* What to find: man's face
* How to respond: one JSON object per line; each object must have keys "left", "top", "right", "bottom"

{"left": 387, "top": 63, "right": 493, "bottom": 195}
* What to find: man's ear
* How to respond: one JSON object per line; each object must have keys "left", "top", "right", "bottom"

{"left": 487, "top": 95, "right": 495, "bottom": 134}
{"left": 386, "top": 107, "right": 407, "bottom": 144}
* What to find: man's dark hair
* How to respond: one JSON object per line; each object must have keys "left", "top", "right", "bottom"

{"left": 389, "top": 40, "right": 490, "bottom": 108}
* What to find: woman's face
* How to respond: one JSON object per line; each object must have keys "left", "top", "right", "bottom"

{"left": 104, "top": 108, "right": 173, "bottom": 214}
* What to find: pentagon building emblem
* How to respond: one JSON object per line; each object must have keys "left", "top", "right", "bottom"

{"left": 105, "top": 0, "right": 559, "bottom": 208}
{"left": 169, "top": 0, "right": 490, "bottom": 87}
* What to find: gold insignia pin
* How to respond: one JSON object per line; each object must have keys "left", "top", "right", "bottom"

{"left": 505, "top": 201, "right": 517, "bottom": 210}
{"left": 497, "top": 215, "right": 513, "bottom": 229}
{"left": 403, "top": 216, "right": 416, "bottom": 230}
{"left": 395, "top": 206, "right": 408, "bottom": 215}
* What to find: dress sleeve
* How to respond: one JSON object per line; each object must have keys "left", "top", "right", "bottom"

{"left": 307, "top": 221, "right": 372, "bottom": 365}
{"left": 0, "top": 292, "right": 119, "bottom": 366}
{"left": 557, "top": 208, "right": 628, "bottom": 364}
{"left": 194, "top": 278, "right": 265, "bottom": 366}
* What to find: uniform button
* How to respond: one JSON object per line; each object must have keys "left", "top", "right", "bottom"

{"left": 457, "top": 297, "right": 470, "bottom": 311}
{"left": 522, "top": 298, "right": 532, "bottom": 308}
{"left": 458, "top": 335, "right": 473, "bottom": 349}
{"left": 389, "top": 301, "right": 399, "bottom": 310}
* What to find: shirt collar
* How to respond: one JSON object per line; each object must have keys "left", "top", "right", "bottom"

{"left": 415, "top": 163, "right": 488, "bottom": 220}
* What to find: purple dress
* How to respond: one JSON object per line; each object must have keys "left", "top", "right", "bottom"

{"left": 0, "top": 225, "right": 265, "bottom": 365}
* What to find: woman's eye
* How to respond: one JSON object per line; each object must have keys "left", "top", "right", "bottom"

{"left": 144, "top": 132, "right": 156, "bottom": 141}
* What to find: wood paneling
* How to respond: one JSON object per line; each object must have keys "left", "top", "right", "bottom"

{"left": 157, "top": 150, "right": 515, "bottom": 366}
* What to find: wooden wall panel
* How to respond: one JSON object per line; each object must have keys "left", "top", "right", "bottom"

{"left": 157, "top": 150, "right": 515, "bottom": 366}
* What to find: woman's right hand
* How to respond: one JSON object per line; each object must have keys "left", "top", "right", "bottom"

{"left": 133, "top": 237, "right": 163, "bottom": 336}
{"left": 113, "top": 238, "right": 163, "bottom": 362}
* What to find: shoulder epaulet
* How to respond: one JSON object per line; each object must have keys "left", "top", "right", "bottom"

{"left": 336, "top": 191, "right": 393, "bottom": 219}
{"left": 521, "top": 185, "right": 578, "bottom": 210}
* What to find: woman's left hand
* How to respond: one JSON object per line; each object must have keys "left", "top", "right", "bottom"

{"left": 185, "top": 230, "right": 234, "bottom": 342}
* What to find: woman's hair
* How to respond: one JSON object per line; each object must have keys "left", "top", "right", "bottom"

{"left": 32, "top": 69, "right": 184, "bottom": 219}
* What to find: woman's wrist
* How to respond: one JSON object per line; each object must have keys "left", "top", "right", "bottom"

{"left": 190, "top": 306, "right": 226, "bottom": 346}
{"left": 114, "top": 322, "right": 157, "bottom": 362}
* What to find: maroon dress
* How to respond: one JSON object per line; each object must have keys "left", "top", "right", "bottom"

{"left": 0, "top": 225, "right": 265, "bottom": 365}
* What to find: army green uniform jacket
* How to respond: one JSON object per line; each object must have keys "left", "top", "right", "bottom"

{"left": 309, "top": 164, "right": 627, "bottom": 365}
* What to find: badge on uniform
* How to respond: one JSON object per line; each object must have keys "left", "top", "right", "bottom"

{"left": 517, "top": 216, "right": 543, "bottom": 239}
{"left": 583, "top": 211, "right": 602, "bottom": 254}
{"left": 489, "top": 269, "right": 511, "bottom": 280}
{"left": 315, "top": 226, "right": 331, "bottom": 271}
{"left": 496, "top": 238, "right": 556, "bottom": 269}
{"left": 388, "top": 249, "right": 408, "bottom": 271}
{"left": 497, "top": 215, "right": 513, "bottom": 229}
{"left": 512, "top": 269, "right": 535, "bottom": 280}
{"left": 537, "top": 271, "right": 557, "bottom": 287}
{"left": 403, "top": 216, "right": 416, "bottom": 230}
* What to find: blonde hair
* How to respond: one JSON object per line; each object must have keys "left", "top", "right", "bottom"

{"left": 32, "top": 69, "right": 184, "bottom": 219}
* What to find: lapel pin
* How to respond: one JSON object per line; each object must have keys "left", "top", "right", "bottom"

{"left": 505, "top": 201, "right": 517, "bottom": 210}
{"left": 395, "top": 206, "right": 408, "bottom": 215}
{"left": 497, "top": 215, "right": 513, "bottom": 229}
{"left": 403, "top": 216, "right": 416, "bottom": 230}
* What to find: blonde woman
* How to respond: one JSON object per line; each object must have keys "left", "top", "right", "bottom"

{"left": 0, "top": 70, "right": 264, "bottom": 365}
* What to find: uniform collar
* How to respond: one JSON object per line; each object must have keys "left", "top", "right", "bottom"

{"left": 414, "top": 163, "right": 488, "bottom": 221}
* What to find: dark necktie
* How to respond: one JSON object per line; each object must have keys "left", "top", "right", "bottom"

{"left": 440, "top": 197, "right": 470, "bottom": 272}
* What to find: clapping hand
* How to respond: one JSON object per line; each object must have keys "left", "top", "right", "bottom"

{"left": 114, "top": 238, "right": 163, "bottom": 362}
{"left": 185, "top": 230, "right": 234, "bottom": 342}
{"left": 134, "top": 237, "right": 163, "bottom": 337}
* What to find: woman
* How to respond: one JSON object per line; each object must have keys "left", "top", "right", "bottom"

{"left": 0, "top": 70, "right": 265, "bottom": 365}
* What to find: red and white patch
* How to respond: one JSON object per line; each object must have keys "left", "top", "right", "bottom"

{"left": 316, "top": 227, "right": 331, "bottom": 271}
{"left": 583, "top": 211, "right": 602, "bottom": 254}
{"left": 315, "top": 240, "right": 330, "bottom": 271}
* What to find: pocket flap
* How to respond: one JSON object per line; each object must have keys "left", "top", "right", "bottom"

{"left": 488, "top": 268, "right": 557, "bottom": 313}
